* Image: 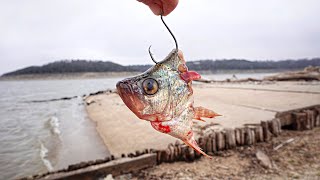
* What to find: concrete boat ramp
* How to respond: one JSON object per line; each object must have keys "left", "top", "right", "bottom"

{"left": 85, "top": 81, "right": 320, "bottom": 157}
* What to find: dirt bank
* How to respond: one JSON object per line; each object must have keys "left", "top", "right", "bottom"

{"left": 133, "top": 128, "right": 320, "bottom": 179}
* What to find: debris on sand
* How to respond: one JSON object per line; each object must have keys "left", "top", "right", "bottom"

{"left": 264, "top": 66, "right": 320, "bottom": 81}
{"left": 255, "top": 150, "right": 272, "bottom": 169}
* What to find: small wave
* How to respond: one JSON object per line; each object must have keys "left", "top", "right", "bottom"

{"left": 48, "top": 116, "right": 61, "bottom": 135}
{"left": 40, "top": 142, "right": 54, "bottom": 172}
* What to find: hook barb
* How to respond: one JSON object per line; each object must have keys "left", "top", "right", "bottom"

{"left": 148, "top": 45, "right": 158, "bottom": 64}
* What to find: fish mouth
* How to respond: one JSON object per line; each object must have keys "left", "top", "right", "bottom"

{"left": 116, "top": 80, "right": 145, "bottom": 118}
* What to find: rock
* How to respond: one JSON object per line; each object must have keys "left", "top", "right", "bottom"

{"left": 104, "top": 174, "right": 114, "bottom": 180}
{"left": 116, "top": 173, "right": 132, "bottom": 180}
{"left": 255, "top": 150, "right": 272, "bottom": 169}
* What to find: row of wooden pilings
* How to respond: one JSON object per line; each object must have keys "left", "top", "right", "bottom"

{"left": 156, "top": 105, "right": 320, "bottom": 163}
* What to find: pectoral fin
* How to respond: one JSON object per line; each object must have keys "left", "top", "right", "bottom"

{"left": 193, "top": 106, "right": 221, "bottom": 121}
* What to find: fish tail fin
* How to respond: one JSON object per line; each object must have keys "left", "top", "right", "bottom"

{"left": 183, "top": 137, "right": 213, "bottom": 159}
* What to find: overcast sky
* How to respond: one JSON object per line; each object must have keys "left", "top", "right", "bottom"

{"left": 0, "top": 0, "right": 319, "bottom": 75}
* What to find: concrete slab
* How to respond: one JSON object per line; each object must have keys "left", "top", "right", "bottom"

{"left": 86, "top": 82, "right": 320, "bottom": 156}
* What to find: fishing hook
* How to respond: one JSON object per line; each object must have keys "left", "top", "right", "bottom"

{"left": 161, "top": 15, "right": 178, "bottom": 50}
{"left": 148, "top": 15, "right": 179, "bottom": 64}
{"left": 148, "top": 45, "right": 157, "bottom": 64}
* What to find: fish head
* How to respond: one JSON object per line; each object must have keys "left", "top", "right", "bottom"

{"left": 116, "top": 49, "right": 201, "bottom": 121}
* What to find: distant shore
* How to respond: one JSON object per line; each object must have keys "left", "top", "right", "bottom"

{"left": 0, "top": 69, "right": 289, "bottom": 81}
{"left": 0, "top": 72, "right": 140, "bottom": 81}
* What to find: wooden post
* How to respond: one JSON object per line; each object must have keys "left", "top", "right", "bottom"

{"left": 211, "top": 132, "right": 217, "bottom": 154}
{"left": 251, "top": 129, "right": 256, "bottom": 144}
{"left": 269, "top": 119, "right": 280, "bottom": 136}
{"left": 165, "top": 149, "right": 171, "bottom": 162}
{"left": 245, "top": 127, "right": 253, "bottom": 145}
{"left": 198, "top": 137, "right": 206, "bottom": 152}
{"left": 292, "top": 112, "right": 308, "bottom": 130}
{"left": 235, "top": 128, "right": 241, "bottom": 145}
{"left": 159, "top": 150, "right": 166, "bottom": 164}
{"left": 194, "top": 138, "right": 201, "bottom": 159}
{"left": 173, "top": 145, "right": 179, "bottom": 160}
{"left": 135, "top": 150, "right": 141, "bottom": 157}
{"left": 240, "top": 128, "right": 246, "bottom": 145}
{"left": 261, "top": 121, "right": 271, "bottom": 141}
{"left": 174, "top": 141, "right": 181, "bottom": 160}
{"left": 276, "top": 112, "right": 293, "bottom": 127}
{"left": 216, "top": 131, "right": 225, "bottom": 151}
{"left": 181, "top": 145, "right": 188, "bottom": 161}
{"left": 225, "top": 128, "right": 236, "bottom": 149}
{"left": 275, "top": 118, "right": 282, "bottom": 134}
{"left": 315, "top": 107, "right": 320, "bottom": 127}
{"left": 206, "top": 134, "right": 213, "bottom": 155}
{"left": 305, "top": 110, "right": 315, "bottom": 129}
{"left": 316, "top": 108, "right": 320, "bottom": 127}
{"left": 168, "top": 143, "right": 175, "bottom": 162}
{"left": 186, "top": 147, "right": 195, "bottom": 161}
{"left": 254, "top": 126, "right": 264, "bottom": 142}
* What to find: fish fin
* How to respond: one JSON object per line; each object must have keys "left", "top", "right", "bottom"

{"left": 183, "top": 138, "right": 213, "bottom": 159}
{"left": 180, "top": 71, "right": 201, "bottom": 83}
{"left": 193, "top": 117, "right": 206, "bottom": 122}
{"left": 194, "top": 106, "right": 221, "bottom": 119}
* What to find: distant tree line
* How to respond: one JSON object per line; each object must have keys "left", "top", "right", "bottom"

{"left": 186, "top": 58, "right": 320, "bottom": 71}
{"left": 2, "top": 58, "right": 320, "bottom": 76}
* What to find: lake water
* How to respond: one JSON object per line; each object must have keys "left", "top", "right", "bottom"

{"left": 0, "top": 78, "right": 123, "bottom": 179}
{"left": 0, "top": 72, "right": 276, "bottom": 179}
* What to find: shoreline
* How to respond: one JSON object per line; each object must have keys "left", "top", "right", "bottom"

{"left": 0, "top": 72, "right": 140, "bottom": 81}
{"left": 83, "top": 99, "right": 112, "bottom": 156}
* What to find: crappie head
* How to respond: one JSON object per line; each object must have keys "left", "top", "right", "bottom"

{"left": 116, "top": 49, "right": 201, "bottom": 121}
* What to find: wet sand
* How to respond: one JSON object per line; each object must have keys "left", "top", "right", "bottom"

{"left": 85, "top": 81, "right": 320, "bottom": 156}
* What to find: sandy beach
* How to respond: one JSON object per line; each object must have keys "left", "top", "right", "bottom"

{"left": 85, "top": 81, "right": 320, "bottom": 157}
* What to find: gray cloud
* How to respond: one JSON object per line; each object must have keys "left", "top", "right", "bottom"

{"left": 1, "top": 0, "right": 319, "bottom": 74}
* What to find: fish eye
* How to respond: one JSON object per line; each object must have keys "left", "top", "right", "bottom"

{"left": 142, "top": 78, "right": 159, "bottom": 95}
